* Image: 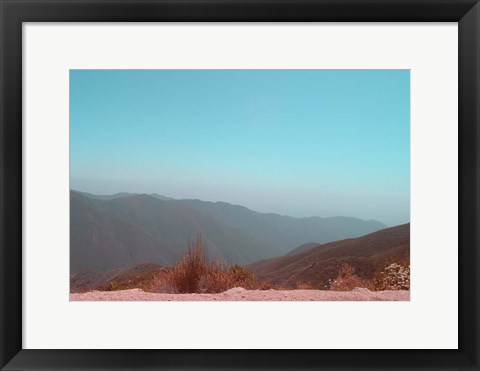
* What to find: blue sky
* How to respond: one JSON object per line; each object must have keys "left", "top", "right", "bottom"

{"left": 70, "top": 70, "right": 410, "bottom": 226}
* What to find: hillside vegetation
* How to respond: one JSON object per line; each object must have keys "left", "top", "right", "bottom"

{"left": 248, "top": 223, "right": 410, "bottom": 289}
{"left": 72, "top": 225, "right": 410, "bottom": 293}
{"left": 72, "top": 238, "right": 272, "bottom": 294}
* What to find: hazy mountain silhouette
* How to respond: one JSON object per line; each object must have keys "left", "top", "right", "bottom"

{"left": 71, "top": 190, "right": 387, "bottom": 273}
{"left": 70, "top": 192, "right": 177, "bottom": 273}
{"left": 75, "top": 190, "right": 173, "bottom": 201}
{"left": 248, "top": 223, "right": 410, "bottom": 288}
{"left": 175, "top": 199, "right": 385, "bottom": 253}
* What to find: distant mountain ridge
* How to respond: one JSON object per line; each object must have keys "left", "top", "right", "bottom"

{"left": 76, "top": 190, "right": 173, "bottom": 201}
{"left": 71, "top": 190, "right": 387, "bottom": 273}
{"left": 173, "top": 199, "right": 386, "bottom": 252}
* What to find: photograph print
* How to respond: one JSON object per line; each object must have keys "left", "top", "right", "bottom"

{"left": 70, "top": 69, "right": 410, "bottom": 301}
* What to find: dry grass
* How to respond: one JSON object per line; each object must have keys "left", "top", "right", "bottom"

{"left": 94, "top": 240, "right": 410, "bottom": 294}
{"left": 150, "top": 237, "right": 272, "bottom": 294}
{"left": 329, "top": 262, "right": 410, "bottom": 291}
{"left": 329, "top": 263, "right": 375, "bottom": 291}
{"left": 169, "top": 237, "right": 210, "bottom": 293}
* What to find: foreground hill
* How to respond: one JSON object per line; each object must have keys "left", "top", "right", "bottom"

{"left": 71, "top": 190, "right": 387, "bottom": 272}
{"left": 248, "top": 223, "right": 410, "bottom": 288}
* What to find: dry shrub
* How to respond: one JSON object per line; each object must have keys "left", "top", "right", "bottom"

{"left": 329, "top": 263, "right": 374, "bottom": 291}
{"left": 197, "top": 259, "right": 234, "bottom": 293}
{"left": 168, "top": 237, "right": 210, "bottom": 293}
{"left": 226, "top": 265, "right": 273, "bottom": 290}
{"left": 149, "top": 269, "right": 178, "bottom": 293}
{"left": 374, "top": 263, "right": 410, "bottom": 291}
{"left": 150, "top": 237, "right": 272, "bottom": 294}
{"left": 104, "top": 281, "right": 119, "bottom": 291}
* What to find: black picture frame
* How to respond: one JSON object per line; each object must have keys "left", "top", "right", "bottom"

{"left": 1, "top": 1, "right": 479, "bottom": 370}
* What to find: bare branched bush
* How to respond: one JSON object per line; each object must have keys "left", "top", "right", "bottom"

{"left": 329, "top": 263, "right": 374, "bottom": 291}
{"left": 374, "top": 263, "right": 410, "bottom": 291}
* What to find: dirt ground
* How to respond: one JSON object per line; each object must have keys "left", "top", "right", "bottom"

{"left": 70, "top": 287, "right": 410, "bottom": 301}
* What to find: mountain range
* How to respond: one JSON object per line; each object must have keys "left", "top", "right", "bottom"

{"left": 70, "top": 190, "right": 386, "bottom": 273}
{"left": 71, "top": 224, "right": 410, "bottom": 292}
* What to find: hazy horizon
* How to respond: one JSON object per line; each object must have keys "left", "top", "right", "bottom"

{"left": 71, "top": 70, "right": 410, "bottom": 226}
{"left": 70, "top": 186, "right": 407, "bottom": 227}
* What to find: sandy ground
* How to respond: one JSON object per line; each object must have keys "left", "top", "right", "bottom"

{"left": 70, "top": 287, "right": 409, "bottom": 301}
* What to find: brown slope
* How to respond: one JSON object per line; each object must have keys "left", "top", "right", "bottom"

{"left": 286, "top": 242, "right": 321, "bottom": 256}
{"left": 70, "top": 263, "right": 165, "bottom": 293}
{"left": 248, "top": 223, "right": 409, "bottom": 288}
